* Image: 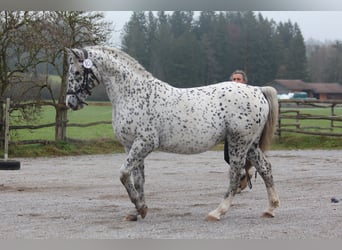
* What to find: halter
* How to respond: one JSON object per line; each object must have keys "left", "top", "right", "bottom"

{"left": 67, "top": 49, "right": 100, "bottom": 105}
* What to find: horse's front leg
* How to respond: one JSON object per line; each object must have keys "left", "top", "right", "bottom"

{"left": 120, "top": 140, "right": 154, "bottom": 221}
{"left": 207, "top": 154, "right": 246, "bottom": 221}
{"left": 122, "top": 160, "right": 147, "bottom": 221}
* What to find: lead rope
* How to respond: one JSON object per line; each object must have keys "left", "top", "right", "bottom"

{"left": 246, "top": 167, "right": 253, "bottom": 189}
{"left": 246, "top": 166, "right": 258, "bottom": 190}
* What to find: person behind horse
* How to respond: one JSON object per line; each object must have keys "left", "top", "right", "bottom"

{"left": 230, "top": 70, "right": 248, "bottom": 84}
{"left": 226, "top": 70, "right": 254, "bottom": 193}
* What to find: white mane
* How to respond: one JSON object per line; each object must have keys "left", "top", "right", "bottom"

{"left": 86, "top": 45, "right": 153, "bottom": 78}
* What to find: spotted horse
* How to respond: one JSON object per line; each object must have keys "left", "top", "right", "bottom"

{"left": 65, "top": 46, "right": 280, "bottom": 221}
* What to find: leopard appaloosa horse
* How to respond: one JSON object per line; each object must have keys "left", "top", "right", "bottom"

{"left": 65, "top": 46, "right": 279, "bottom": 222}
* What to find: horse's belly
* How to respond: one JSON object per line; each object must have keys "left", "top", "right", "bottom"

{"left": 158, "top": 127, "right": 224, "bottom": 154}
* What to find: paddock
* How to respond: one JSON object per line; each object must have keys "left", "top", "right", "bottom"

{"left": 0, "top": 150, "right": 341, "bottom": 239}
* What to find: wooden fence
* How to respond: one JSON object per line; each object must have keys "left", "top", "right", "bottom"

{"left": 0, "top": 99, "right": 111, "bottom": 147}
{"left": 1, "top": 99, "right": 342, "bottom": 148}
{"left": 277, "top": 99, "right": 342, "bottom": 139}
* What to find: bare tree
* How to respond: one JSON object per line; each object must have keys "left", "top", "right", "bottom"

{"left": 307, "top": 40, "right": 342, "bottom": 83}
{"left": 0, "top": 11, "right": 46, "bottom": 144}
{"left": 0, "top": 11, "right": 113, "bottom": 144}
{"left": 35, "top": 11, "right": 113, "bottom": 141}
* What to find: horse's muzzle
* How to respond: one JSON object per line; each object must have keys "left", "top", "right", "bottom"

{"left": 66, "top": 94, "right": 83, "bottom": 110}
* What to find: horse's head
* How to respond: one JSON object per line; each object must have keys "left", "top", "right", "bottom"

{"left": 65, "top": 48, "right": 100, "bottom": 110}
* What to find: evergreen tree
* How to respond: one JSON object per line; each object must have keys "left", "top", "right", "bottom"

{"left": 275, "top": 20, "right": 307, "bottom": 80}
{"left": 255, "top": 14, "right": 280, "bottom": 83}
{"left": 120, "top": 11, "right": 309, "bottom": 87}
{"left": 169, "top": 11, "right": 194, "bottom": 38}
{"left": 288, "top": 24, "right": 308, "bottom": 80}
{"left": 168, "top": 30, "right": 204, "bottom": 87}
{"left": 145, "top": 11, "right": 157, "bottom": 72}
{"left": 150, "top": 11, "right": 174, "bottom": 82}
{"left": 121, "top": 11, "right": 148, "bottom": 67}
{"left": 166, "top": 11, "right": 205, "bottom": 87}
{"left": 197, "top": 11, "right": 221, "bottom": 84}
{"left": 246, "top": 13, "right": 279, "bottom": 84}
{"left": 325, "top": 41, "right": 342, "bottom": 83}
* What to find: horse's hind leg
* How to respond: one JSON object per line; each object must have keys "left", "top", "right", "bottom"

{"left": 224, "top": 139, "right": 253, "bottom": 193}
{"left": 247, "top": 144, "right": 280, "bottom": 217}
{"left": 237, "top": 160, "right": 253, "bottom": 193}
{"left": 207, "top": 148, "right": 247, "bottom": 221}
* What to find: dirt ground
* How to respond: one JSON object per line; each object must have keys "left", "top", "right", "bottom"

{"left": 1, "top": 150, "right": 342, "bottom": 239}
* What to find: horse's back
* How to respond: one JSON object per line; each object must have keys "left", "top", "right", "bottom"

{"left": 151, "top": 82, "right": 270, "bottom": 154}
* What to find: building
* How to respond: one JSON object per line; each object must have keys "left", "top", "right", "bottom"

{"left": 268, "top": 79, "right": 342, "bottom": 100}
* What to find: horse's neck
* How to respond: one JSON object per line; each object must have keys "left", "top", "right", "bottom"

{"left": 96, "top": 49, "right": 164, "bottom": 103}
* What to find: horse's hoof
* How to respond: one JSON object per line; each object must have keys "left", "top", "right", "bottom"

{"left": 124, "top": 214, "right": 138, "bottom": 221}
{"left": 206, "top": 215, "right": 220, "bottom": 222}
{"left": 262, "top": 211, "right": 275, "bottom": 218}
{"left": 138, "top": 205, "right": 148, "bottom": 219}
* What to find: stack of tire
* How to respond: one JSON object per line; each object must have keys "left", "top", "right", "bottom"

{"left": 0, "top": 160, "right": 20, "bottom": 170}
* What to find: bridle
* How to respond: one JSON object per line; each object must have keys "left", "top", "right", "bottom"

{"left": 66, "top": 49, "right": 100, "bottom": 106}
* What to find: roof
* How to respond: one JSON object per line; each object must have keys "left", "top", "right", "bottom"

{"left": 306, "top": 83, "right": 342, "bottom": 94}
{"left": 271, "top": 79, "right": 309, "bottom": 90}
{"left": 271, "top": 79, "right": 342, "bottom": 94}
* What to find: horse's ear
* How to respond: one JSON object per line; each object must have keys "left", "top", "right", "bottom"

{"left": 64, "top": 48, "right": 72, "bottom": 58}
{"left": 65, "top": 48, "right": 82, "bottom": 60}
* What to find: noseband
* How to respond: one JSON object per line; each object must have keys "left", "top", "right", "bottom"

{"left": 67, "top": 49, "right": 100, "bottom": 105}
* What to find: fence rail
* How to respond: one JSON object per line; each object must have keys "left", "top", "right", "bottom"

{"left": 0, "top": 100, "right": 112, "bottom": 147}
{"left": 277, "top": 99, "right": 342, "bottom": 139}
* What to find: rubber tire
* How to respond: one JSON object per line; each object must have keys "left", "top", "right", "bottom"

{"left": 0, "top": 160, "right": 21, "bottom": 170}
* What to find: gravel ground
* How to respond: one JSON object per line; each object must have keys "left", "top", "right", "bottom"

{"left": 0, "top": 150, "right": 341, "bottom": 239}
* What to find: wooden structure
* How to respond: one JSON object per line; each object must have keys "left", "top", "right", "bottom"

{"left": 277, "top": 99, "right": 342, "bottom": 139}
{"left": 269, "top": 79, "right": 342, "bottom": 100}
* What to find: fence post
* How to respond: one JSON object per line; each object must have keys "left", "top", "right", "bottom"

{"left": 331, "top": 104, "right": 336, "bottom": 130}
{"left": 277, "top": 100, "right": 281, "bottom": 141}
{"left": 0, "top": 97, "right": 20, "bottom": 170}
{"left": 4, "top": 98, "right": 10, "bottom": 161}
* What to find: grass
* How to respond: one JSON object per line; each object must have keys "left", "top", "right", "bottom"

{"left": 272, "top": 135, "right": 342, "bottom": 150}
{"left": 280, "top": 107, "right": 342, "bottom": 134}
{"left": 6, "top": 102, "right": 120, "bottom": 158}
{"left": 271, "top": 107, "right": 342, "bottom": 150}
{"left": 10, "top": 103, "right": 115, "bottom": 141}
{"left": 274, "top": 106, "right": 342, "bottom": 149}
{"left": 210, "top": 136, "right": 342, "bottom": 151}
{"left": 9, "top": 139, "right": 125, "bottom": 158}
{"left": 3, "top": 104, "right": 342, "bottom": 158}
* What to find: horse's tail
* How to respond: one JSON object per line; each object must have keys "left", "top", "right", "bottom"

{"left": 259, "top": 86, "right": 278, "bottom": 152}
